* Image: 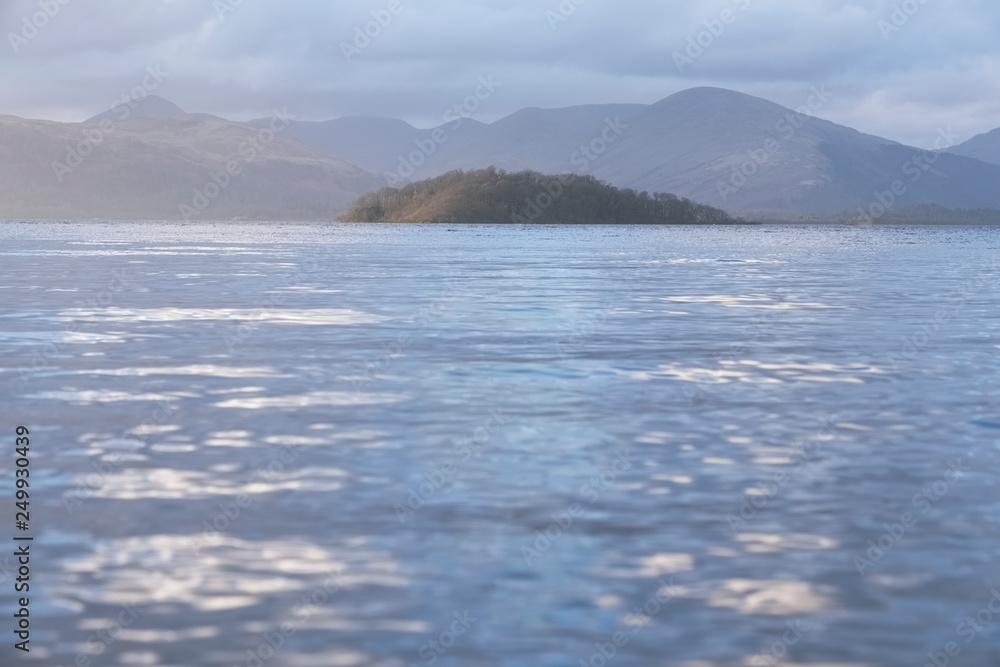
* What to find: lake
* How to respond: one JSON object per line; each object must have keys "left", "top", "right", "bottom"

{"left": 1, "top": 221, "right": 998, "bottom": 667}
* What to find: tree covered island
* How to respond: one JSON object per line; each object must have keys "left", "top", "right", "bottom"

{"left": 339, "top": 167, "right": 742, "bottom": 224}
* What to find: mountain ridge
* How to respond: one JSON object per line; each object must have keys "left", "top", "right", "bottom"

{"left": 274, "top": 86, "right": 1000, "bottom": 215}
{"left": 0, "top": 99, "right": 383, "bottom": 220}
{"left": 84, "top": 95, "right": 188, "bottom": 124}
{"left": 3, "top": 88, "right": 1000, "bottom": 219}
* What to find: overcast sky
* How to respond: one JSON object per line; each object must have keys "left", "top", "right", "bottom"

{"left": 1, "top": 0, "right": 998, "bottom": 148}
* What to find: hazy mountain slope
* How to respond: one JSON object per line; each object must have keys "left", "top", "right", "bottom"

{"left": 0, "top": 102, "right": 382, "bottom": 220}
{"left": 267, "top": 104, "right": 647, "bottom": 183}
{"left": 589, "top": 87, "right": 1000, "bottom": 214}
{"left": 273, "top": 116, "right": 425, "bottom": 173}
{"left": 284, "top": 88, "right": 1000, "bottom": 215}
{"left": 947, "top": 127, "right": 1000, "bottom": 166}
{"left": 262, "top": 115, "right": 489, "bottom": 181}
{"left": 408, "top": 88, "right": 1000, "bottom": 214}
{"left": 418, "top": 104, "right": 648, "bottom": 176}
{"left": 5, "top": 89, "right": 999, "bottom": 219}
{"left": 84, "top": 95, "right": 187, "bottom": 124}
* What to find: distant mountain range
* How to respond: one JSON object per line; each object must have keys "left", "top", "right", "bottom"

{"left": 2, "top": 89, "right": 999, "bottom": 220}
{"left": 0, "top": 97, "right": 381, "bottom": 220}
{"left": 270, "top": 88, "right": 1000, "bottom": 216}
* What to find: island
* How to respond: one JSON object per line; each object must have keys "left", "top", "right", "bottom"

{"left": 338, "top": 167, "right": 742, "bottom": 224}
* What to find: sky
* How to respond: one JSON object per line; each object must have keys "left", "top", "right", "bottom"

{"left": 1, "top": 0, "right": 998, "bottom": 149}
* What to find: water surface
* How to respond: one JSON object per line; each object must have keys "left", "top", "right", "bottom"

{"left": 1, "top": 221, "right": 999, "bottom": 667}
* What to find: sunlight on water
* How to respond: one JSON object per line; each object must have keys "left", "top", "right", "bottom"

{"left": 1, "top": 221, "right": 998, "bottom": 666}
{"left": 56, "top": 307, "right": 386, "bottom": 325}
{"left": 213, "top": 392, "right": 409, "bottom": 408}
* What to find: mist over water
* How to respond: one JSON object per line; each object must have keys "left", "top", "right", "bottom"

{"left": 1, "top": 221, "right": 999, "bottom": 667}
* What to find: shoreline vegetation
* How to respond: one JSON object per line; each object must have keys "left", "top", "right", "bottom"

{"left": 338, "top": 167, "right": 743, "bottom": 224}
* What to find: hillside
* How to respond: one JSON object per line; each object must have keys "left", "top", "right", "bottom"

{"left": 5, "top": 89, "right": 1000, "bottom": 220}
{"left": 0, "top": 96, "right": 382, "bottom": 220}
{"left": 261, "top": 115, "right": 487, "bottom": 176}
{"left": 948, "top": 127, "right": 1000, "bottom": 166}
{"left": 338, "top": 168, "right": 741, "bottom": 224}
{"left": 289, "top": 88, "right": 1000, "bottom": 216}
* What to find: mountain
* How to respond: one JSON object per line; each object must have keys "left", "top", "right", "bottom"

{"left": 271, "top": 106, "right": 646, "bottom": 185}
{"left": 84, "top": 95, "right": 187, "bottom": 124}
{"left": 4, "top": 89, "right": 1000, "bottom": 219}
{"left": 947, "top": 128, "right": 1000, "bottom": 166}
{"left": 587, "top": 87, "right": 1000, "bottom": 214}
{"left": 263, "top": 115, "right": 489, "bottom": 183}
{"left": 416, "top": 104, "right": 647, "bottom": 177}
{"left": 0, "top": 99, "right": 382, "bottom": 220}
{"left": 286, "top": 88, "right": 1000, "bottom": 216}
{"left": 269, "top": 116, "right": 424, "bottom": 174}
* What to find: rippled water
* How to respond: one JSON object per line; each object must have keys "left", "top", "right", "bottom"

{"left": 1, "top": 221, "right": 999, "bottom": 667}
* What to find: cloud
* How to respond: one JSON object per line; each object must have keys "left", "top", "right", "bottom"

{"left": 0, "top": 0, "right": 997, "bottom": 147}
